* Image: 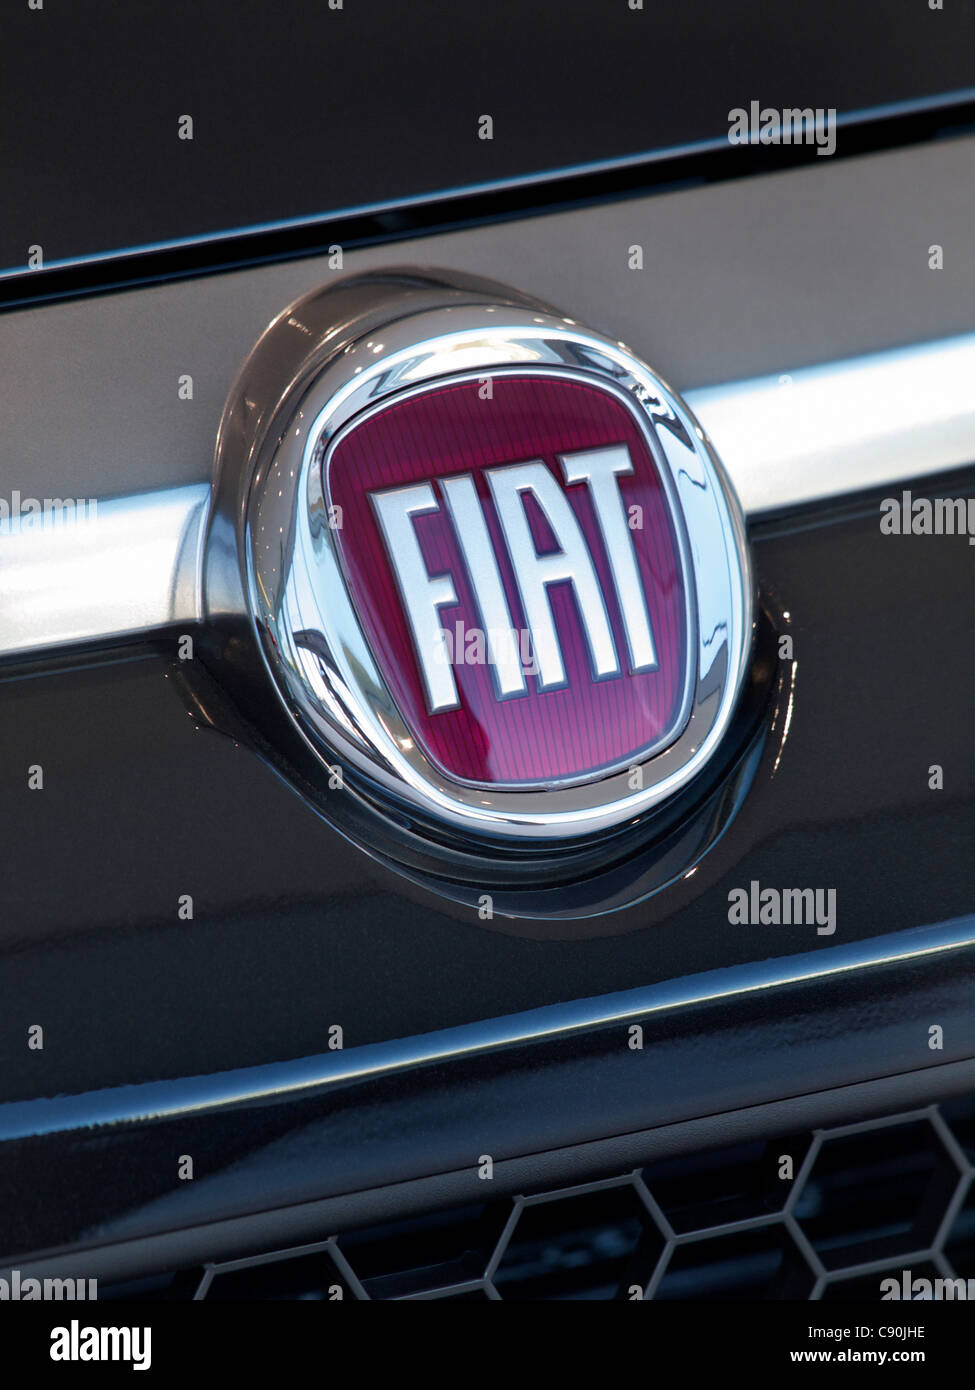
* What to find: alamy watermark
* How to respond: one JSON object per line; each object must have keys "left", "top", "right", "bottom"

{"left": 50, "top": 1320, "right": 150, "bottom": 1371}
{"left": 881, "top": 1268, "right": 975, "bottom": 1300}
{"left": 0, "top": 1268, "right": 97, "bottom": 1300}
{"left": 0, "top": 492, "right": 98, "bottom": 535}
{"left": 434, "top": 620, "right": 540, "bottom": 677}
{"left": 727, "top": 102, "right": 837, "bottom": 156}
{"left": 880, "top": 490, "right": 975, "bottom": 544}
{"left": 728, "top": 880, "right": 836, "bottom": 935}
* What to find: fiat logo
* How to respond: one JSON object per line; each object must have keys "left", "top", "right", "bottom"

{"left": 206, "top": 269, "right": 752, "bottom": 855}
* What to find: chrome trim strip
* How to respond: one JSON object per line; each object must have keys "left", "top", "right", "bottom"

{"left": 0, "top": 484, "right": 209, "bottom": 658}
{"left": 2, "top": 331, "right": 975, "bottom": 662}
{"left": 689, "top": 331, "right": 975, "bottom": 514}
{"left": 2, "top": 914, "right": 973, "bottom": 1142}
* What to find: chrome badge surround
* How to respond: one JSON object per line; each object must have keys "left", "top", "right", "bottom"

{"left": 205, "top": 269, "right": 753, "bottom": 848}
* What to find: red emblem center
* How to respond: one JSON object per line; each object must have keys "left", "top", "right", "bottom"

{"left": 327, "top": 373, "right": 690, "bottom": 786}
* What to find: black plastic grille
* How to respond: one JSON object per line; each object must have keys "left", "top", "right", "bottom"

{"left": 101, "top": 1097, "right": 975, "bottom": 1301}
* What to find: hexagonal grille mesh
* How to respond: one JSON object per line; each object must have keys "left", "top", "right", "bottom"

{"left": 100, "top": 1096, "right": 975, "bottom": 1301}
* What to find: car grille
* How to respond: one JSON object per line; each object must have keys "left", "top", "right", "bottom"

{"left": 97, "top": 1095, "right": 975, "bottom": 1300}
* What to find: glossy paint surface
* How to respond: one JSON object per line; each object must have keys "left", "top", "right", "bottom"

{"left": 3, "top": 1, "right": 974, "bottom": 276}
{"left": 1, "top": 479, "right": 972, "bottom": 1107}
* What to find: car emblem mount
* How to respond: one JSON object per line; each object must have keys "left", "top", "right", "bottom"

{"left": 202, "top": 269, "right": 759, "bottom": 912}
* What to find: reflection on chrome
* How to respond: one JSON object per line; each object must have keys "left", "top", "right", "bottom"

{"left": 3, "top": 332, "right": 975, "bottom": 663}
{"left": 689, "top": 332, "right": 975, "bottom": 515}
{"left": 0, "top": 484, "right": 208, "bottom": 659}
{"left": 772, "top": 658, "right": 798, "bottom": 780}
